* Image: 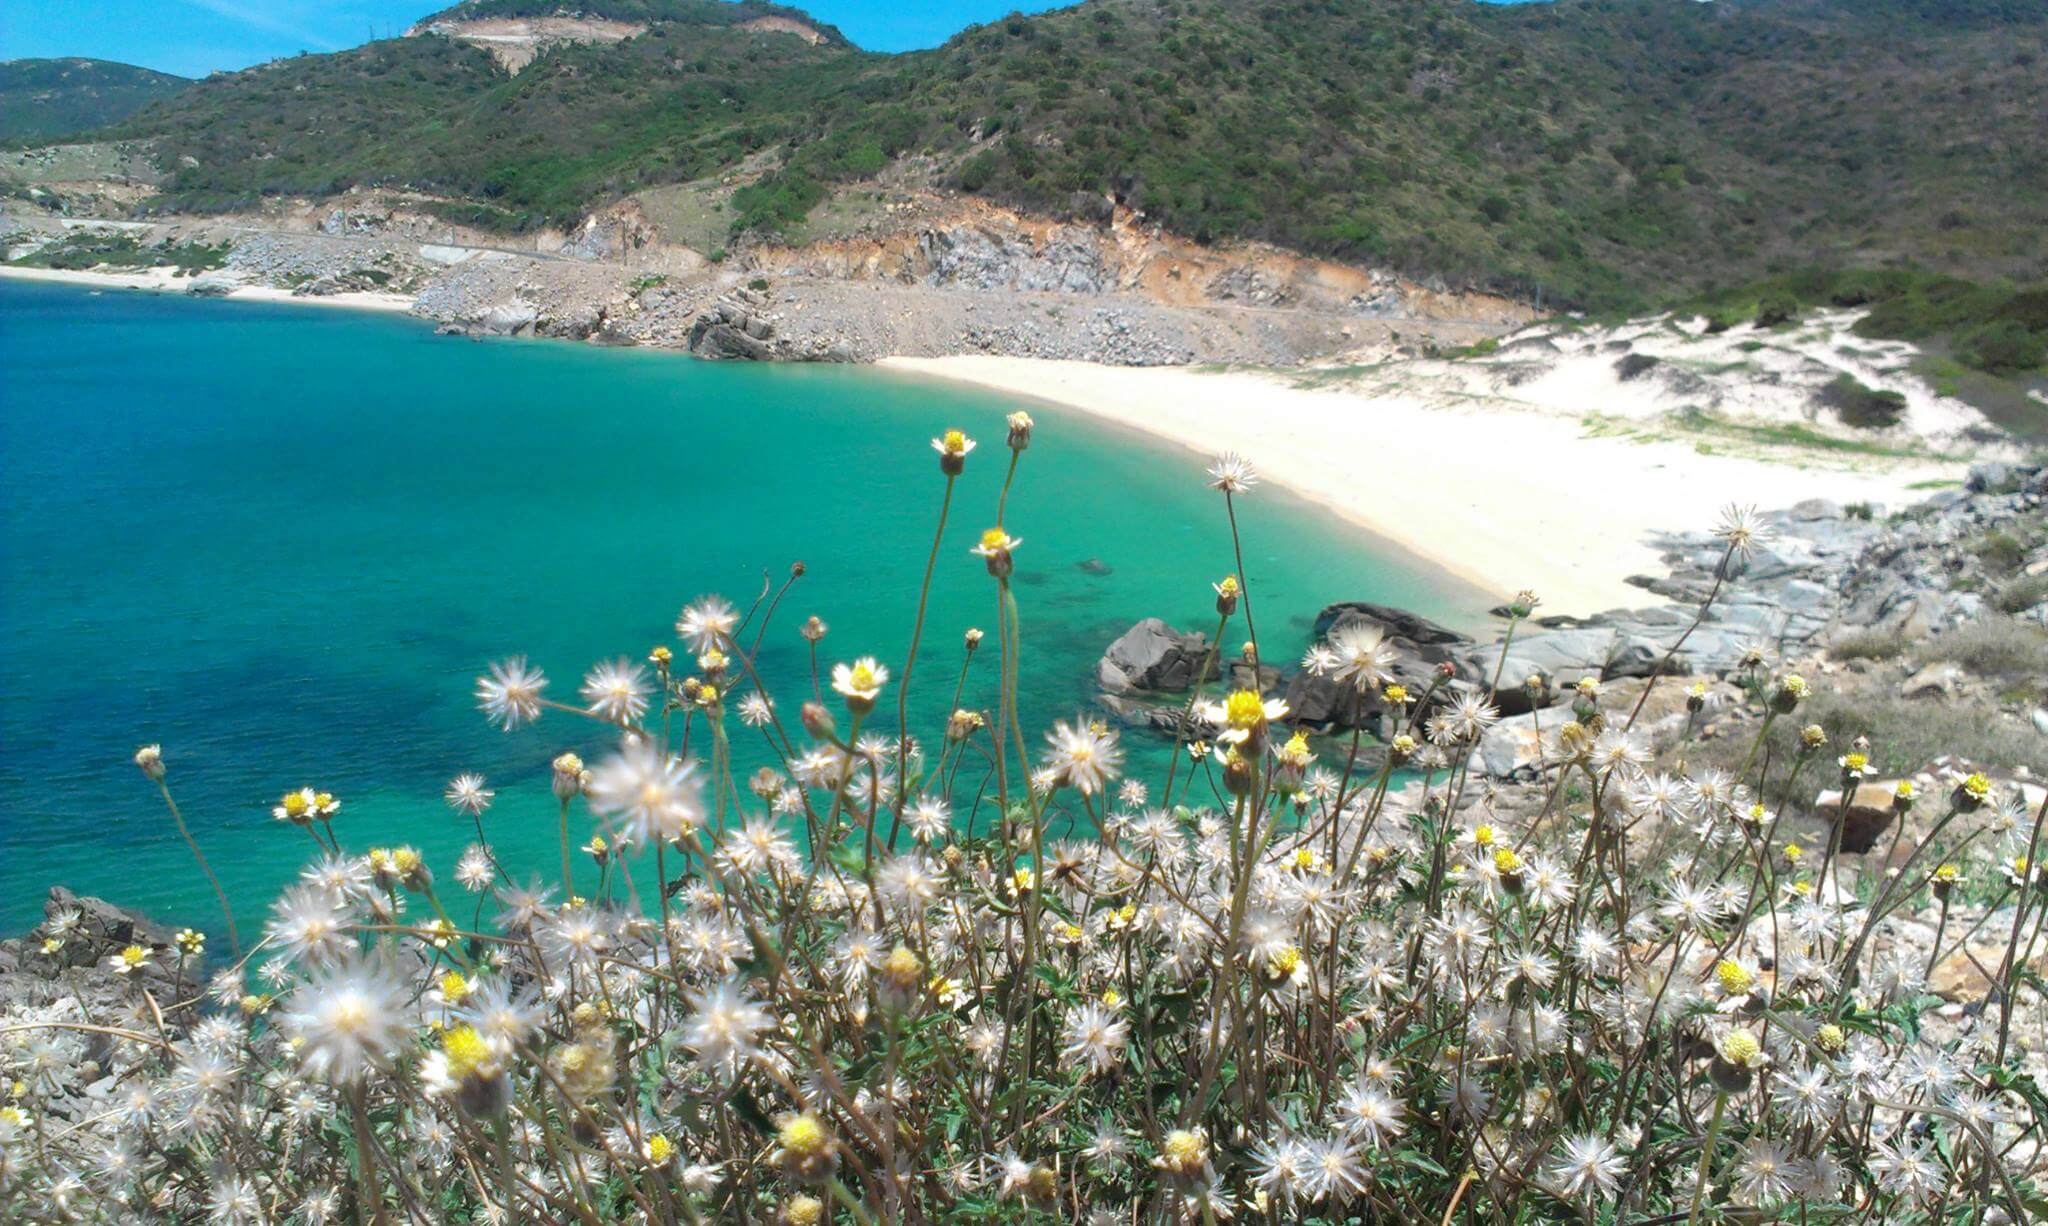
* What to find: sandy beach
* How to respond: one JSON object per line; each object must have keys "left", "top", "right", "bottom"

{"left": 883, "top": 355, "right": 1972, "bottom": 618}
{"left": 0, "top": 264, "right": 415, "bottom": 313}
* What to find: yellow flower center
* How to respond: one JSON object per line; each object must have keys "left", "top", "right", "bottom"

{"left": 282, "top": 792, "right": 309, "bottom": 818}
{"left": 1715, "top": 959, "right": 1753, "bottom": 995}
{"left": 849, "top": 663, "right": 877, "bottom": 691}
{"left": 1223, "top": 690, "right": 1265, "bottom": 728}
{"left": 646, "top": 1133, "right": 674, "bottom": 1164}
{"left": 1718, "top": 1030, "right": 1761, "bottom": 1066}
{"left": 942, "top": 429, "right": 966, "bottom": 452}
{"left": 979, "top": 527, "right": 1010, "bottom": 551}
{"left": 441, "top": 1026, "right": 490, "bottom": 1080}
{"left": 779, "top": 1114, "right": 828, "bottom": 1157}
{"left": 1473, "top": 825, "right": 1495, "bottom": 848}
{"left": 1383, "top": 684, "right": 1408, "bottom": 704}
{"left": 1964, "top": 773, "right": 1991, "bottom": 799}
{"left": 118, "top": 945, "right": 146, "bottom": 967}
{"left": 1268, "top": 946, "right": 1302, "bottom": 977}
{"left": 1162, "top": 1129, "right": 1206, "bottom": 1166}
{"left": 1492, "top": 847, "right": 1522, "bottom": 876}
{"left": 441, "top": 971, "right": 470, "bottom": 1002}
{"left": 1844, "top": 753, "right": 1868, "bottom": 771}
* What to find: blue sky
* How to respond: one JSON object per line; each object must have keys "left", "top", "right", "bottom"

{"left": 0, "top": 1, "right": 1088, "bottom": 77}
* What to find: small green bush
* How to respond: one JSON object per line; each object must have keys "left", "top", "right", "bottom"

{"left": 1820, "top": 374, "right": 1906, "bottom": 429}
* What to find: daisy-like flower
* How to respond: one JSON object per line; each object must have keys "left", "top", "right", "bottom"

{"left": 1548, "top": 1133, "right": 1626, "bottom": 1202}
{"left": 970, "top": 526, "right": 1021, "bottom": 568}
{"left": 1248, "top": 1134, "right": 1312, "bottom": 1208}
{"left": 107, "top": 944, "right": 151, "bottom": 975}
{"left": 1426, "top": 691, "right": 1499, "bottom": 747}
{"left": 266, "top": 885, "right": 357, "bottom": 965}
{"left": 444, "top": 773, "right": 493, "bottom": 816}
{"left": 1199, "top": 689, "right": 1289, "bottom": 747}
{"left": 1320, "top": 623, "right": 1397, "bottom": 692}
{"left": 1715, "top": 503, "right": 1775, "bottom": 560}
{"left": 581, "top": 658, "right": 651, "bottom": 724}
{"left": 1731, "top": 1137, "right": 1799, "bottom": 1206}
{"left": 1207, "top": 451, "right": 1259, "bottom": 494}
{"left": 476, "top": 656, "right": 546, "bottom": 730}
{"left": 1334, "top": 1083, "right": 1405, "bottom": 1147}
{"left": 1059, "top": 1002, "right": 1129, "bottom": 1076}
{"left": 676, "top": 596, "right": 737, "bottom": 652}
{"left": 1870, "top": 1139, "right": 1940, "bottom": 1204}
{"left": 681, "top": 977, "right": 777, "bottom": 1080}
{"left": 454, "top": 845, "right": 495, "bottom": 891}
{"left": 738, "top": 692, "right": 775, "bottom": 727}
{"left": 905, "top": 796, "right": 951, "bottom": 842}
{"left": 280, "top": 953, "right": 411, "bottom": 1084}
{"left": 1302, "top": 1135, "right": 1369, "bottom": 1204}
{"left": 932, "top": 428, "right": 976, "bottom": 473}
{"left": 831, "top": 656, "right": 889, "bottom": 708}
{"left": 585, "top": 739, "right": 704, "bottom": 847}
{"left": 1043, "top": 718, "right": 1124, "bottom": 795}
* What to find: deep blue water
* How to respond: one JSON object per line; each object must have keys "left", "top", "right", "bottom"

{"left": 0, "top": 280, "right": 1478, "bottom": 933}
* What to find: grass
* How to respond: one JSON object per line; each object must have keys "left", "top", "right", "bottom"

{"left": 1915, "top": 615, "right": 2048, "bottom": 681}
{"left": 1829, "top": 628, "right": 1908, "bottom": 662}
{"left": 1623, "top": 408, "right": 1966, "bottom": 463}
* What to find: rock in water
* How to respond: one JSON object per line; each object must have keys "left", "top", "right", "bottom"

{"left": 1098, "top": 618, "right": 1217, "bottom": 694}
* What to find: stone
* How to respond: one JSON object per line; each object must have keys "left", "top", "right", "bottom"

{"left": 2033, "top": 708, "right": 2048, "bottom": 737}
{"left": 1929, "top": 941, "right": 2048, "bottom": 1005}
{"left": 1813, "top": 783, "right": 1898, "bottom": 854}
{"left": 1899, "top": 663, "right": 1964, "bottom": 699}
{"left": 1098, "top": 618, "right": 1217, "bottom": 694}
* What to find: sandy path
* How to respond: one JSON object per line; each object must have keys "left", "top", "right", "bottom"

{"left": 883, "top": 356, "right": 1967, "bottom": 618}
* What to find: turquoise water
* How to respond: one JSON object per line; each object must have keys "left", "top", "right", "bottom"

{"left": 0, "top": 280, "right": 1478, "bottom": 934}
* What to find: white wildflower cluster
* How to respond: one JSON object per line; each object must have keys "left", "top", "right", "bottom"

{"left": 3, "top": 432, "right": 2044, "bottom": 1223}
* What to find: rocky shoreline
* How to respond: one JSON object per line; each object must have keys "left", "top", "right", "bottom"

{"left": 1095, "top": 461, "right": 2048, "bottom": 789}
{"left": 0, "top": 201, "right": 1521, "bottom": 366}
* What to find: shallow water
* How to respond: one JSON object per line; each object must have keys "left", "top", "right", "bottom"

{"left": 0, "top": 280, "right": 1481, "bottom": 933}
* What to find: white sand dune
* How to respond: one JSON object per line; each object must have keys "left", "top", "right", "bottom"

{"left": 882, "top": 353, "right": 1976, "bottom": 618}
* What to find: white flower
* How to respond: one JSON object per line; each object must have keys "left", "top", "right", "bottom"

{"left": 476, "top": 656, "right": 546, "bottom": 730}
{"left": 676, "top": 596, "right": 737, "bottom": 652}
{"left": 1715, "top": 502, "right": 1774, "bottom": 560}
{"left": 681, "top": 977, "right": 776, "bottom": 1080}
{"left": 1043, "top": 718, "right": 1123, "bottom": 794}
{"left": 581, "top": 658, "right": 651, "bottom": 723}
{"left": 830, "top": 656, "right": 889, "bottom": 704}
{"left": 1059, "top": 1003, "right": 1129, "bottom": 1076}
{"left": 1548, "top": 1133, "right": 1626, "bottom": 1201}
{"left": 281, "top": 954, "right": 411, "bottom": 1084}
{"left": 444, "top": 773, "right": 493, "bottom": 816}
{"left": 1207, "top": 451, "right": 1259, "bottom": 494}
{"left": 1321, "top": 624, "right": 1396, "bottom": 692}
{"left": 266, "top": 884, "right": 358, "bottom": 965}
{"left": 585, "top": 739, "right": 704, "bottom": 847}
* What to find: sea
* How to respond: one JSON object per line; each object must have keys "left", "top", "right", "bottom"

{"left": 0, "top": 279, "right": 1480, "bottom": 934}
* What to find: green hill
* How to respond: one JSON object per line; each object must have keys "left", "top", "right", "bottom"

{"left": 91, "top": 0, "right": 2048, "bottom": 308}
{"left": 0, "top": 58, "right": 190, "bottom": 143}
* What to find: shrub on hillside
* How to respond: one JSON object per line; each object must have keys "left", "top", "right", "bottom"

{"left": 1820, "top": 373, "right": 1907, "bottom": 429}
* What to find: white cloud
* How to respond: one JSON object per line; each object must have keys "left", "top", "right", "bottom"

{"left": 178, "top": 0, "right": 342, "bottom": 52}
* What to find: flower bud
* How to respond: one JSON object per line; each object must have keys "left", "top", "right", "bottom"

{"left": 134, "top": 744, "right": 165, "bottom": 781}
{"left": 801, "top": 700, "right": 837, "bottom": 741}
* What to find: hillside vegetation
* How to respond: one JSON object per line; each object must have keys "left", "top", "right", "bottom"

{"left": 66, "top": 0, "right": 2048, "bottom": 309}
{"left": 0, "top": 58, "right": 189, "bottom": 143}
